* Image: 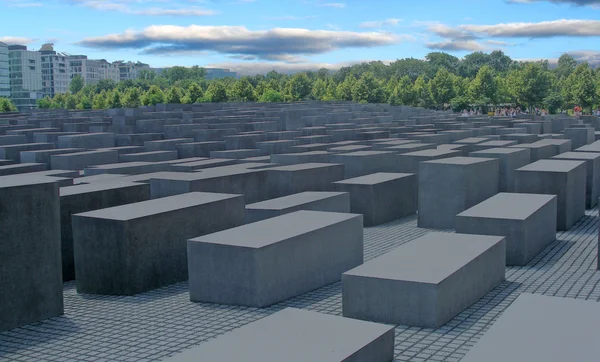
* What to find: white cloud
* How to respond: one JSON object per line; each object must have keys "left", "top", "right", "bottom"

{"left": 426, "top": 40, "right": 485, "bottom": 51}
{"left": 77, "top": 25, "right": 402, "bottom": 61}
{"left": 64, "top": 0, "right": 217, "bottom": 16}
{"left": 207, "top": 59, "right": 394, "bottom": 75}
{"left": 359, "top": 18, "right": 403, "bottom": 29}
{"left": 0, "top": 36, "right": 37, "bottom": 45}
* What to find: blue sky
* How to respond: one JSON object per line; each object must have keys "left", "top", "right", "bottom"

{"left": 2, "top": 0, "right": 600, "bottom": 75}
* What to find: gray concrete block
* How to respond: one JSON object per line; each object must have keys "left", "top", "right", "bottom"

{"left": 210, "top": 149, "right": 262, "bottom": 159}
{"left": 0, "top": 162, "right": 47, "bottom": 176}
{"left": 564, "top": 126, "right": 594, "bottom": 150}
{"left": 245, "top": 191, "right": 350, "bottom": 223}
{"left": 0, "top": 143, "right": 55, "bottom": 162}
{"left": 396, "top": 149, "right": 463, "bottom": 174}
{"left": 342, "top": 232, "right": 505, "bottom": 328}
{"left": 73, "top": 192, "right": 245, "bottom": 295}
{"left": 58, "top": 133, "right": 115, "bottom": 149}
{"left": 418, "top": 157, "right": 499, "bottom": 229}
{"left": 115, "top": 133, "right": 162, "bottom": 147}
{"left": 0, "top": 134, "right": 27, "bottom": 146}
{"left": 469, "top": 147, "right": 531, "bottom": 192}
{"left": 471, "top": 140, "right": 518, "bottom": 152}
{"left": 334, "top": 172, "right": 417, "bottom": 226}
{"left": 508, "top": 143, "right": 556, "bottom": 162}
{"left": 59, "top": 181, "right": 151, "bottom": 281}
{"left": 534, "top": 139, "right": 572, "bottom": 155}
{"left": 514, "top": 159, "right": 586, "bottom": 231}
{"left": 164, "top": 308, "right": 394, "bottom": 362}
{"left": 456, "top": 193, "right": 557, "bottom": 266}
{"left": 0, "top": 177, "right": 63, "bottom": 332}
{"left": 270, "top": 151, "right": 331, "bottom": 165}
{"left": 552, "top": 152, "right": 600, "bottom": 208}
{"left": 329, "top": 151, "right": 397, "bottom": 178}
{"left": 461, "top": 293, "right": 600, "bottom": 362}
{"left": 256, "top": 140, "right": 299, "bottom": 155}
{"left": 169, "top": 158, "right": 238, "bottom": 172}
{"left": 51, "top": 150, "right": 119, "bottom": 171}
{"left": 500, "top": 133, "right": 540, "bottom": 144}
{"left": 266, "top": 163, "right": 345, "bottom": 198}
{"left": 328, "top": 145, "right": 373, "bottom": 153}
{"left": 20, "top": 148, "right": 84, "bottom": 166}
{"left": 119, "top": 151, "right": 178, "bottom": 163}
{"left": 383, "top": 142, "right": 437, "bottom": 154}
{"left": 175, "top": 141, "right": 225, "bottom": 158}
{"left": 188, "top": 210, "right": 363, "bottom": 307}
{"left": 144, "top": 138, "right": 193, "bottom": 152}
{"left": 576, "top": 140, "right": 600, "bottom": 153}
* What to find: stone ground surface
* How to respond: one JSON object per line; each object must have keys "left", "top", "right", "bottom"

{"left": 0, "top": 208, "right": 598, "bottom": 362}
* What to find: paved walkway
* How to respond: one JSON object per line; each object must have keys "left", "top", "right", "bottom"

{"left": 1, "top": 208, "right": 598, "bottom": 361}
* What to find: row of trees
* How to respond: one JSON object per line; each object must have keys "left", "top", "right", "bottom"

{"left": 2, "top": 51, "right": 599, "bottom": 114}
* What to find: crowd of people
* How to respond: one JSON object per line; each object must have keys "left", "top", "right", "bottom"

{"left": 460, "top": 105, "right": 600, "bottom": 117}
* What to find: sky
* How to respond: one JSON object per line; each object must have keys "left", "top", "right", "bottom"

{"left": 2, "top": 0, "right": 600, "bottom": 75}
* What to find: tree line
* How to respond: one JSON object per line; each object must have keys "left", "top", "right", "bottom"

{"left": 1, "top": 51, "right": 599, "bottom": 114}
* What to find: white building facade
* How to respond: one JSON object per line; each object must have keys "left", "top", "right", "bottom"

{"left": 8, "top": 45, "right": 44, "bottom": 110}
{"left": 0, "top": 42, "right": 10, "bottom": 99}
{"left": 40, "top": 44, "right": 69, "bottom": 97}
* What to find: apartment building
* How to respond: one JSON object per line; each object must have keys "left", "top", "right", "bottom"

{"left": 206, "top": 68, "right": 237, "bottom": 80}
{"left": 98, "top": 59, "right": 119, "bottom": 83}
{"left": 0, "top": 42, "right": 9, "bottom": 98}
{"left": 40, "top": 44, "right": 69, "bottom": 97}
{"left": 8, "top": 45, "right": 44, "bottom": 110}
{"left": 69, "top": 55, "right": 101, "bottom": 84}
{"left": 114, "top": 61, "right": 150, "bottom": 81}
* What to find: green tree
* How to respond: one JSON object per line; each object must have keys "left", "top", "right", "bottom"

{"left": 0, "top": 97, "right": 17, "bottom": 112}
{"left": 285, "top": 73, "right": 312, "bottom": 101}
{"left": 92, "top": 91, "right": 108, "bottom": 109}
{"left": 259, "top": 89, "right": 284, "bottom": 102}
{"left": 564, "top": 63, "right": 597, "bottom": 112}
{"left": 95, "top": 79, "right": 116, "bottom": 93}
{"left": 230, "top": 77, "right": 256, "bottom": 101}
{"left": 311, "top": 78, "right": 328, "bottom": 100}
{"left": 509, "top": 63, "right": 552, "bottom": 110}
{"left": 181, "top": 82, "right": 203, "bottom": 104}
{"left": 389, "top": 76, "right": 417, "bottom": 106}
{"left": 76, "top": 94, "right": 92, "bottom": 110}
{"left": 468, "top": 65, "right": 498, "bottom": 105}
{"left": 37, "top": 96, "right": 52, "bottom": 109}
{"left": 205, "top": 82, "right": 228, "bottom": 103}
{"left": 122, "top": 87, "right": 142, "bottom": 108}
{"left": 108, "top": 90, "right": 122, "bottom": 109}
{"left": 141, "top": 85, "right": 166, "bottom": 106}
{"left": 555, "top": 54, "right": 577, "bottom": 80}
{"left": 544, "top": 92, "right": 563, "bottom": 114}
{"left": 69, "top": 74, "right": 85, "bottom": 94}
{"left": 336, "top": 76, "right": 356, "bottom": 101}
{"left": 425, "top": 52, "right": 460, "bottom": 74}
{"left": 65, "top": 93, "right": 78, "bottom": 109}
{"left": 429, "top": 68, "right": 455, "bottom": 109}
{"left": 352, "top": 72, "right": 385, "bottom": 103}
{"left": 413, "top": 75, "right": 434, "bottom": 108}
{"left": 165, "top": 86, "right": 183, "bottom": 104}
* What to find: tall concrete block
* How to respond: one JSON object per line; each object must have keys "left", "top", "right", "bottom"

{"left": 59, "top": 181, "right": 151, "bottom": 281}
{"left": 245, "top": 191, "right": 350, "bottom": 223}
{"left": 188, "top": 210, "right": 363, "bottom": 307}
{"left": 418, "top": 157, "right": 499, "bottom": 229}
{"left": 58, "top": 133, "right": 115, "bottom": 149}
{"left": 461, "top": 293, "right": 600, "bottom": 362}
{"left": 551, "top": 152, "right": 600, "bottom": 209}
{"left": 329, "top": 151, "right": 397, "bottom": 178}
{"left": 564, "top": 126, "right": 594, "bottom": 150}
{"left": 73, "top": 192, "right": 245, "bottom": 295}
{"left": 342, "top": 232, "right": 505, "bottom": 328}
{"left": 266, "top": 163, "right": 345, "bottom": 198}
{"left": 0, "top": 176, "right": 63, "bottom": 332}
{"left": 334, "top": 172, "right": 417, "bottom": 226}
{"left": 456, "top": 193, "right": 557, "bottom": 266}
{"left": 164, "top": 308, "right": 394, "bottom": 362}
{"left": 469, "top": 147, "right": 531, "bottom": 192}
{"left": 514, "top": 159, "right": 586, "bottom": 231}
{"left": 50, "top": 150, "right": 119, "bottom": 171}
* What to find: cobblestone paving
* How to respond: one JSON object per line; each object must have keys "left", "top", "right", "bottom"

{"left": 1, "top": 208, "right": 598, "bottom": 362}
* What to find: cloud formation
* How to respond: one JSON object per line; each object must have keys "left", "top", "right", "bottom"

{"left": 425, "top": 40, "right": 485, "bottom": 51}
{"left": 77, "top": 25, "right": 402, "bottom": 61}
{"left": 508, "top": 0, "right": 600, "bottom": 6}
{"left": 0, "top": 36, "right": 37, "bottom": 45}
{"left": 359, "top": 18, "right": 402, "bottom": 29}
{"left": 64, "top": 0, "right": 217, "bottom": 16}
{"left": 207, "top": 59, "right": 393, "bottom": 75}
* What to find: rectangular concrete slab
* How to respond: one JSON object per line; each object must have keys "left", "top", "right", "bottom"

{"left": 245, "top": 191, "right": 350, "bottom": 223}
{"left": 552, "top": 151, "right": 600, "bottom": 208}
{"left": 188, "top": 210, "right": 363, "bottom": 307}
{"left": 164, "top": 308, "right": 395, "bottom": 362}
{"left": 514, "top": 159, "right": 586, "bottom": 230}
{"left": 342, "top": 232, "right": 505, "bottom": 328}
{"left": 73, "top": 192, "right": 245, "bottom": 295}
{"left": 461, "top": 293, "right": 600, "bottom": 362}
{"left": 456, "top": 193, "right": 557, "bottom": 266}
